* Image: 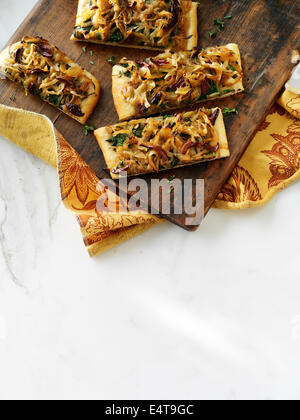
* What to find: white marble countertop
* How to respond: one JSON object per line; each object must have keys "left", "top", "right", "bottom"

{"left": 0, "top": 0, "right": 300, "bottom": 401}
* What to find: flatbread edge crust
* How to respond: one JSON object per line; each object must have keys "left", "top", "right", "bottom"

{"left": 112, "top": 64, "right": 137, "bottom": 121}
{"left": 181, "top": 0, "right": 198, "bottom": 51}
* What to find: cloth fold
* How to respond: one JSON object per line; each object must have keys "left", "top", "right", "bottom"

{"left": 0, "top": 89, "right": 299, "bottom": 256}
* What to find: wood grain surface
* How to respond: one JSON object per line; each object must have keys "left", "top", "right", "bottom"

{"left": 0, "top": 0, "right": 299, "bottom": 230}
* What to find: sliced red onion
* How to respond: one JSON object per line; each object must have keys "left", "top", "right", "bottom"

{"left": 57, "top": 77, "right": 76, "bottom": 89}
{"left": 150, "top": 58, "right": 169, "bottom": 66}
{"left": 181, "top": 141, "right": 200, "bottom": 155}
{"left": 150, "top": 91, "right": 163, "bottom": 105}
{"left": 144, "top": 145, "right": 168, "bottom": 161}
{"left": 165, "top": 0, "right": 181, "bottom": 30}
{"left": 138, "top": 104, "right": 147, "bottom": 115}
{"left": 111, "top": 165, "right": 130, "bottom": 174}
{"left": 135, "top": 60, "right": 150, "bottom": 68}
{"left": 28, "top": 82, "right": 36, "bottom": 95}
{"left": 66, "top": 103, "right": 84, "bottom": 117}
{"left": 169, "top": 76, "right": 186, "bottom": 91}
{"left": 201, "top": 77, "right": 210, "bottom": 96}
{"left": 209, "top": 109, "right": 220, "bottom": 126}
{"left": 14, "top": 47, "right": 24, "bottom": 64}
{"left": 29, "top": 69, "right": 47, "bottom": 75}
{"left": 36, "top": 44, "right": 53, "bottom": 58}
{"left": 204, "top": 142, "right": 220, "bottom": 153}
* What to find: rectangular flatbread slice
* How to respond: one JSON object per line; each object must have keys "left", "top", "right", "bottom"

{"left": 95, "top": 108, "right": 229, "bottom": 179}
{"left": 112, "top": 43, "right": 244, "bottom": 121}
{"left": 71, "top": 0, "right": 198, "bottom": 51}
{"left": 0, "top": 36, "right": 100, "bottom": 124}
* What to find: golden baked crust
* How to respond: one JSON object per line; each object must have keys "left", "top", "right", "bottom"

{"left": 0, "top": 36, "right": 100, "bottom": 124}
{"left": 179, "top": 0, "right": 198, "bottom": 50}
{"left": 112, "top": 64, "right": 136, "bottom": 121}
{"left": 71, "top": 0, "right": 198, "bottom": 51}
{"left": 95, "top": 108, "right": 229, "bottom": 179}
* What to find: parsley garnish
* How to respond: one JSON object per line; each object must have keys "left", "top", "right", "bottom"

{"left": 170, "top": 156, "right": 179, "bottom": 168}
{"left": 48, "top": 94, "right": 61, "bottom": 106}
{"left": 223, "top": 107, "right": 238, "bottom": 116}
{"left": 133, "top": 123, "right": 144, "bottom": 138}
{"left": 109, "top": 29, "right": 123, "bottom": 42}
{"left": 214, "top": 19, "right": 225, "bottom": 31}
{"left": 209, "top": 15, "right": 233, "bottom": 38}
{"left": 107, "top": 133, "right": 129, "bottom": 147}
{"left": 107, "top": 56, "right": 116, "bottom": 65}
{"left": 84, "top": 124, "right": 95, "bottom": 136}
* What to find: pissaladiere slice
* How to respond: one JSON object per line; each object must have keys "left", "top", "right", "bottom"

{"left": 95, "top": 108, "right": 229, "bottom": 179}
{"left": 0, "top": 36, "right": 100, "bottom": 124}
{"left": 112, "top": 43, "right": 244, "bottom": 120}
{"left": 71, "top": 0, "right": 198, "bottom": 51}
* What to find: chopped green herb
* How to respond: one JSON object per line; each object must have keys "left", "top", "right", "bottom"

{"left": 84, "top": 124, "right": 95, "bottom": 136}
{"left": 133, "top": 123, "right": 144, "bottom": 138}
{"left": 208, "top": 80, "right": 219, "bottom": 95}
{"left": 47, "top": 94, "right": 61, "bottom": 106}
{"left": 107, "top": 133, "right": 130, "bottom": 147}
{"left": 214, "top": 19, "right": 225, "bottom": 31}
{"left": 170, "top": 156, "right": 179, "bottom": 168}
{"left": 109, "top": 29, "right": 123, "bottom": 42}
{"left": 223, "top": 107, "right": 238, "bottom": 116}
{"left": 209, "top": 14, "right": 233, "bottom": 38}
{"left": 82, "top": 47, "right": 87, "bottom": 53}
{"left": 222, "top": 89, "right": 234, "bottom": 95}
{"left": 107, "top": 56, "right": 116, "bottom": 65}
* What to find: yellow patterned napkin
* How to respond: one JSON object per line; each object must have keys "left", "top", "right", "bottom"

{"left": 214, "top": 95, "right": 300, "bottom": 209}
{"left": 0, "top": 89, "right": 299, "bottom": 256}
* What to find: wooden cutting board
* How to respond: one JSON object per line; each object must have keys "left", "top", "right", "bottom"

{"left": 0, "top": 0, "right": 299, "bottom": 230}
